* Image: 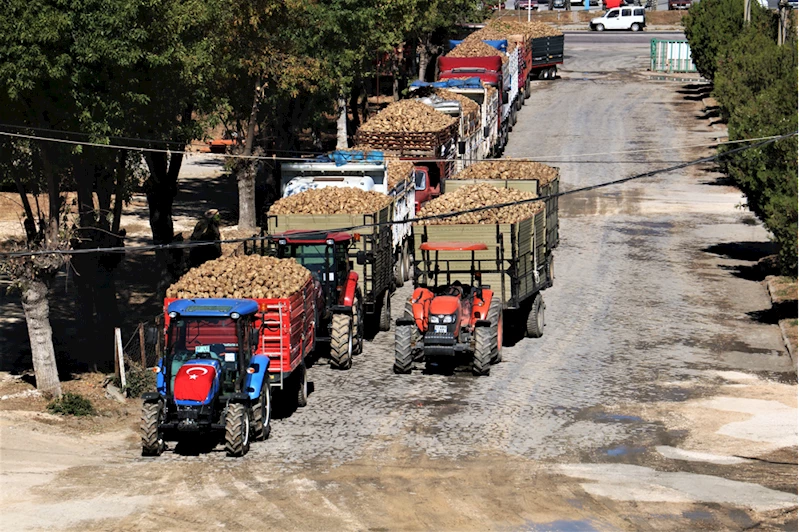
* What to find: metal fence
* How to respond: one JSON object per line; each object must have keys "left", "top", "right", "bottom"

{"left": 650, "top": 39, "right": 697, "bottom": 73}
{"left": 118, "top": 316, "right": 163, "bottom": 372}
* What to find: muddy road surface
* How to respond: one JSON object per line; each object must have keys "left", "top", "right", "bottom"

{"left": 1, "top": 40, "right": 796, "bottom": 531}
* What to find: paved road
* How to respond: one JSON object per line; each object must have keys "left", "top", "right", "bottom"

{"left": 2, "top": 33, "right": 796, "bottom": 532}
{"left": 565, "top": 30, "right": 686, "bottom": 43}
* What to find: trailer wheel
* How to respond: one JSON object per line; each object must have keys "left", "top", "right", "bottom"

{"left": 352, "top": 290, "right": 364, "bottom": 356}
{"left": 394, "top": 253, "right": 405, "bottom": 287}
{"left": 295, "top": 364, "right": 308, "bottom": 407}
{"left": 393, "top": 324, "right": 414, "bottom": 374}
{"left": 549, "top": 66, "right": 558, "bottom": 80}
{"left": 141, "top": 401, "right": 165, "bottom": 456}
{"left": 252, "top": 383, "right": 271, "bottom": 441}
{"left": 538, "top": 69, "right": 547, "bottom": 80}
{"left": 403, "top": 245, "right": 412, "bottom": 282}
{"left": 224, "top": 403, "right": 251, "bottom": 457}
{"left": 526, "top": 294, "right": 545, "bottom": 338}
{"left": 524, "top": 79, "right": 532, "bottom": 99}
{"left": 488, "top": 299, "right": 503, "bottom": 364}
{"left": 330, "top": 313, "right": 353, "bottom": 370}
{"left": 379, "top": 291, "right": 392, "bottom": 332}
{"left": 472, "top": 326, "right": 492, "bottom": 376}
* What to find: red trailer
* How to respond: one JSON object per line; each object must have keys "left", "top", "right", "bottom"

{"left": 163, "top": 274, "right": 320, "bottom": 408}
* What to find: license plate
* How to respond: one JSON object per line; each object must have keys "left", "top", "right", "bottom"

{"left": 434, "top": 325, "right": 447, "bottom": 334}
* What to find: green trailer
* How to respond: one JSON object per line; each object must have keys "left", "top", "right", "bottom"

{"left": 266, "top": 205, "right": 394, "bottom": 330}
{"left": 443, "top": 176, "right": 559, "bottom": 249}
{"left": 412, "top": 206, "right": 554, "bottom": 337}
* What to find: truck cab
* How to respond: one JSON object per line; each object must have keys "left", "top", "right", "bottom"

{"left": 413, "top": 167, "right": 440, "bottom": 213}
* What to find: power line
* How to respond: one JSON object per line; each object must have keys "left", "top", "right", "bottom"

{"left": 0, "top": 128, "right": 791, "bottom": 164}
{"left": 1, "top": 131, "right": 793, "bottom": 260}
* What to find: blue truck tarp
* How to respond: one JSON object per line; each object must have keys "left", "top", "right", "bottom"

{"left": 411, "top": 78, "right": 485, "bottom": 90}
{"left": 448, "top": 39, "right": 508, "bottom": 52}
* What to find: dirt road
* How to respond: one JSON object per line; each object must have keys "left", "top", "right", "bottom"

{"left": 1, "top": 38, "right": 796, "bottom": 531}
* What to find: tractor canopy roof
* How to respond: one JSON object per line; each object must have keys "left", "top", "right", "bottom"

{"left": 167, "top": 298, "right": 259, "bottom": 318}
{"left": 420, "top": 241, "right": 488, "bottom": 251}
{"left": 273, "top": 230, "right": 352, "bottom": 244}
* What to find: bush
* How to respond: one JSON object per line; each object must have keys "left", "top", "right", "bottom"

{"left": 47, "top": 392, "right": 96, "bottom": 416}
{"left": 114, "top": 356, "right": 157, "bottom": 398}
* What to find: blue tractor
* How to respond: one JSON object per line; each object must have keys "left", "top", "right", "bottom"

{"left": 141, "top": 299, "right": 271, "bottom": 457}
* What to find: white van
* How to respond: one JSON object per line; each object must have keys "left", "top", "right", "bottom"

{"left": 589, "top": 7, "right": 646, "bottom": 31}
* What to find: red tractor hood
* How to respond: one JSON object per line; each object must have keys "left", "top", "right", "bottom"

{"left": 429, "top": 295, "right": 460, "bottom": 315}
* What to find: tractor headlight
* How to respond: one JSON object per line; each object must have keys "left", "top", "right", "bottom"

{"left": 230, "top": 312, "right": 241, "bottom": 320}
{"left": 430, "top": 314, "right": 455, "bottom": 324}
{"left": 168, "top": 311, "right": 178, "bottom": 319}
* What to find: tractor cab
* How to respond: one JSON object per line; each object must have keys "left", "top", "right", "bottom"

{"left": 396, "top": 242, "right": 502, "bottom": 376}
{"left": 141, "top": 298, "right": 271, "bottom": 457}
{"left": 271, "top": 230, "right": 354, "bottom": 309}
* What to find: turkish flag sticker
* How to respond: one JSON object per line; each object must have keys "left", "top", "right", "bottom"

{"left": 174, "top": 364, "right": 217, "bottom": 402}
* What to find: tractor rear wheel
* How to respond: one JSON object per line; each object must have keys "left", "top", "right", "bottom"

{"left": 330, "top": 313, "right": 353, "bottom": 369}
{"left": 394, "top": 324, "right": 414, "bottom": 374}
{"left": 224, "top": 403, "right": 251, "bottom": 457}
{"left": 252, "top": 383, "right": 271, "bottom": 441}
{"left": 526, "top": 294, "right": 545, "bottom": 338}
{"left": 488, "top": 299, "right": 503, "bottom": 364}
{"left": 379, "top": 291, "right": 392, "bottom": 332}
{"left": 472, "top": 326, "right": 492, "bottom": 376}
{"left": 295, "top": 364, "right": 308, "bottom": 408}
{"left": 141, "top": 401, "right": 165, "bottom": 456}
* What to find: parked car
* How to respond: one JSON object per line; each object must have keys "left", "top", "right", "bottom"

{"left": 589, "top": 7, "right": 646, "bottom": 31}
{"left": 668, "top": 0, "right": 692, "bottom": 10}
{"left": 571, "top": 0, "right": 600, "bottom": 6}
{"left": 552, "top": 0, "right": 567, "bottom": 8}
{"left": 515, "top": 0, "right": 539, "bottom": 8}
{"left": 483, "top": 1, "right": 507, "bottom": 9}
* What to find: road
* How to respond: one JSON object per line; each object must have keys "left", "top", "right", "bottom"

{"left": 564, "top": 30, "right": 685, "bottom": 43}
{"left": 2, "top": 34, "right": 797, "bottom": 532}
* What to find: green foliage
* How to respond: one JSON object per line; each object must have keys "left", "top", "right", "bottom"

{"left": 47, "top": 392, "right": 96, "bottom": 416}
{"left": 692, "top": 2, "right": 799, "bottom": 275}
{"left": 114, "top": 357, "right": 157, "bottom": 398}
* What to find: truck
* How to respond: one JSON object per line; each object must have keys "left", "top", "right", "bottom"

{"left": 438, "top": 52, "right": 514, "bottom": 156}
{"left": 408, "top": 86, "right": 484, "bottom": 172}
{"left": 141, "top": 284, "right": 318, "bottom": 457}
{"left": 397, "top": 198, "right": 555, "bottom": 375}
{"left": 354, "top": 109, "right": 459, "bottom": 204}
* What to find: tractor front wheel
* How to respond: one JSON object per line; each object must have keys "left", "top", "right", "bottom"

{"left": 488, "top": 299, "right": 503, "bottom": 364}
{"left": 472, "top": 326, "right": 492, "bottom": 376}
{"left": 330, "top": 313, "right": 353, "bottom": 370}
{"left": 224, "top": 403, "right": 251, "bottom": 457}
{"left": 352, "top": 290, "right": 364, "bottom": 356}
{"left": 394, "top": 324, "right": 414, "bottom": 374}
{"left": 252, "top": 383, "right": 271, "bottom": 441}
{"left": 141, "top": 401, "right": 165, "bottom": 456}
{"left": 526, "top": 294, "right": 545, "bottom": 338}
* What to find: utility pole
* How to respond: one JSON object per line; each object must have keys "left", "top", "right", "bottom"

{"left": 744, "top": 0, "right": 751, "bottom": 23}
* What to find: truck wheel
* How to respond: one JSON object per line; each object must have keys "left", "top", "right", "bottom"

{"left": 488, "top": 299, "right": 503, "bottom": 364}
{"left": 472, "top": 326, "right": 492, "bottom": 376}
{"left": 524, "top": 79, "right": 532, "bottom": 99}
{"left": 631, "top": 23, "right": 641, "bottom": 31}
{"left": 526, "top": 294, "right": 545, "bottom": 338}
{"left": 295, "top": 364, "right": 308, "bottom": 407}
{"left": 352, "top": 290, "right": 364, "bottom": 356}
{"left": 330, "top": 313, "right": 353, "bottom": 370}
{"left": 538, "top": 69, "right": 547, "bottom": 80}
{"left": 224, "top": 403, "right": 251, "bottom": 457}
{"left": 252, "top": 383, "right": 271, "bottom": 441}
{"left": 394, "top": 254, "right": 405, "bottom": 287}
{"left": 379, "top": 291, "right": 392, "bottom": 332}
{"left": 141, "top": 401, "right": 165, "bottom": 456}
{"left": 393, "top": 324, "right": 414, "bottom": 374}
{"left": 403, "top": 245, "right": 412, "bottom": 282}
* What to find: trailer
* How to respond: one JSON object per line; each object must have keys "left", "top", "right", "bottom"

{"left": 443, "top": 173, "right": 560, "bottom": 249}
{"left": 411, "top": 78, "right": 499, "bottom": 160}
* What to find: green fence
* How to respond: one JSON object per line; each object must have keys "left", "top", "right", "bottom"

{"left": 650, "top": 39, "right": 697, "bottom": 73}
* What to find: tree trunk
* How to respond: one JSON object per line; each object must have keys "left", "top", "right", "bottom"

{"left": 21, "top": 279, "right": 61, "bottom": 397}
{"left": 336, "top": 94, "right": 348, "bottom": 149}
{"left": 348, "top": 84, "right": 361, "bottom": 140}
{"left": 237, "top": 83, "right": 261, "bottom": 230}
{"left": 418, "top": 37, "right": 431, "bottom": 82}
{"left": 11, "top": 173, "right": 37, "bottom": 242}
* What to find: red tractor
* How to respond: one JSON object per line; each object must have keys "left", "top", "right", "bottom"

{"left": 394, "top": 242, "right": 503, "bottom": 376}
